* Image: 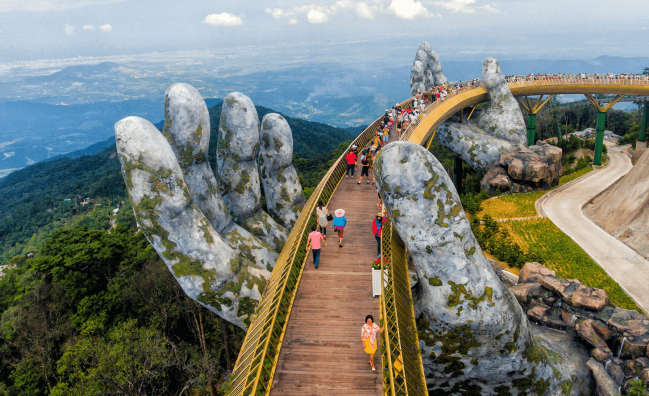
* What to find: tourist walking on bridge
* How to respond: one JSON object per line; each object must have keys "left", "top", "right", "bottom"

{"left": 361, "top": 314, "right": 383, "bottom": 372}
{"left": 306, "top": 225, "right": 326, "bottom": 269}
{"left": 332, "top": 209, "right": 347, "bottom": 248}
{"left": 316, "top": 201, "right": 330, "bottom": 239}
{"left": 345, "top": 149, "right": 357, "bottom": 177}
{"left": 372, "top": 213, "right": 386, "bottom": 258}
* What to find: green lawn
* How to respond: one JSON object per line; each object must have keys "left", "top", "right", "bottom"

{"left": 502, "top": 218, "right": 640, "bottom": 312}
{"left": 559, "top": 166, "right": 594, "bottom": 186}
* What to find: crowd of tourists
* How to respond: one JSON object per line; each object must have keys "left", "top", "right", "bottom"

{"left": 505, "top": 73, "right": 649, "bottom": 83}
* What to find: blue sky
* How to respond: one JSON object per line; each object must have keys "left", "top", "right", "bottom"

{"left": 0, "top": 0, "right": 648, "bottom": 62}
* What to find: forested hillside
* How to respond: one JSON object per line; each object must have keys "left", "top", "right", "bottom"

{"left": 0, "top": 103, "right": 356, "bottom": 395}
{"left": 0, "top": 103, "right": 355, "bottom": 265}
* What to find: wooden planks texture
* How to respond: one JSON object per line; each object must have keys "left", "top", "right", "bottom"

{"left": 270, "top": 162, "right": 384, "bottom": 395}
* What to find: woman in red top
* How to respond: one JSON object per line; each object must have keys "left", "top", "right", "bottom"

{"left": 345, "top": 150, "right": 357, "bottom": 178}
{"left": 372, "top": 213, "right": 386, "bottom": 258}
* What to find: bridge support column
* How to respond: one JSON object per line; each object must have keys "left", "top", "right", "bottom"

{"left": 527, "top": 114, "right": 537, "bottom": 146}
{"left": 640, "top": 101, "right": 648, "bottom": 142}
{"left": 516, "top": 95, "right": 554, "bottom": 147}
{"left": 594, "top": 111, "right": 606, "bottom": 166}
{"left": 584, "top": 94, "right": 626, "bottom": 166}
{"left": 453, "top": 156, "right": 463, "bottom": 194}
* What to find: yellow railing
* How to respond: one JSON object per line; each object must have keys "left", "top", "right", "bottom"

{"left": 228, "top": 112, "right": 386, "bottom": 396}
{"left": 400, "top": 74, "right": 649, "bottom": 145}
{"left": 380, "top": 217, "right": 428, "bottom": 396}
{"left": 229, "top": 72, "right": 649, "bottom": 396}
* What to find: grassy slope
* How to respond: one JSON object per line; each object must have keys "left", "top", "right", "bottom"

{"left": 479, "top": 166, "right": 638, "bottom": 311}
{"left": 481, "top": 167, "right": 594, "bottom": 220}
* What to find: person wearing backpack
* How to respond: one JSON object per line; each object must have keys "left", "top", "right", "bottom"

{"left": 358, "top": 155, "right": 370, "bottom": 184}
{"left": 372, "top": 213, "right": 386, "bottom": 258}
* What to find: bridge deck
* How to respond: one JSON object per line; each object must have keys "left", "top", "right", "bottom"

{"left": 271, "top": 164, "right": 384, "bottom": 395}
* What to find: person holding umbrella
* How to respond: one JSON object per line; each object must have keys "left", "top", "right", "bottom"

{"left": 332, "top": 208, "right": 347, "bottom": 248}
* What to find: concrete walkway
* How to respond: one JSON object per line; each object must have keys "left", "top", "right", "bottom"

{"left": 543, "top": 147, "right": 649, "bottom": 313}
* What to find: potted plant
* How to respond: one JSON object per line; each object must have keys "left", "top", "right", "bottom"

{"left": 372, "top": 258, "right": 385, "bottom": 297}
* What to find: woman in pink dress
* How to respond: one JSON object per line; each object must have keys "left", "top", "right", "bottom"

{"left": 361, "top": 314, "right": 384, "bottom": 371}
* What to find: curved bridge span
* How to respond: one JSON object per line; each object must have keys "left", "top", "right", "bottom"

{"left": 402, "top": 75, "right": 649, "bottom": 146}
{"left": 228, "top": 75, "right": 649, "bottom": 396}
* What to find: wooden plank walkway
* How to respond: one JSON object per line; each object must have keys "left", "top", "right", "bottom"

{"left": 271, "top": 159, "right": 384, "bottom": 395}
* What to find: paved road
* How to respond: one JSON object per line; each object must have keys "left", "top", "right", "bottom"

{"left": 543, "top": 147, "right": 649, "bottom": 313}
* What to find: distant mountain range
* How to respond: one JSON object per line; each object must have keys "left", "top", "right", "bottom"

{"left": 0, "top": 55, "right": 646, "bottom": 179}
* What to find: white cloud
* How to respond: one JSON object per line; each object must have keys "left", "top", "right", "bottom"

{"left": 265, "top": 8, "right": 295, "bottom": 19}
{"left": 64, "top": 23, "right": 75, "bottom": 35}
{"left": 204, "top": 13, "right": 243, "bottom": 27}
{"left": 387, "top": 0, "right": 435, "bottom": 19}
{"left": 355, "top": 2, "right": 375, "bottom": 19}
{"left": 480, "top": 4, "right": 500, "bottom": 13}
{"left": 0, "top": 0, "right": 125, "bottom": 13}
{"left": 82, "top": 24, "right": 95, "bottom": 30}
{"left": 307, "top": 8, "right": 329, "bottom": 24}
{"left": 271, "top": 1, "right": 381, "bottom": 24}
{"left": 433, "top": 0, "right": 499, "bottom": 14}
{"left": 99, "top": 23, "right": 112, "bottom": 31}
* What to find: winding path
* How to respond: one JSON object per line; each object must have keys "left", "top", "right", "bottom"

{"left": 542, "top": 147, "right": 649, "bottom": 313}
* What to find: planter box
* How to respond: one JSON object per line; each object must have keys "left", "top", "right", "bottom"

{"left": 372, "top": 268, "right": 383, "bottom": 297}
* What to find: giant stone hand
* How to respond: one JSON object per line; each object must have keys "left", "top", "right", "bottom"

{"left": 115, "top": 84, "right": 304, "bottom": 329}
{"left": 374, "top": 142, "right": 588, "bottom": 394}
{"left": 410, "top": 45, "right": 563, "bottom": 190}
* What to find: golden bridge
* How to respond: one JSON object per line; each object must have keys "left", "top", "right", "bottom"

{"left": 227, "top": 75, "right": 649, "bottom": 396}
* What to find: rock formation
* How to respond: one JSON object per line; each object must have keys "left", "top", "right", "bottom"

{"left": 374, "top": 142, "right": 583, "bottom": 394}
{"left": 115, "top": 85, "right": 304, "bottom": 329}
{"left": 427, "top": 55, "right": 563, "bottom": 192}
{"left": 511, "top": 262, "right": 649, "bottom": 393}
{"left": 587, "top": 149, "right": 649, "bottom": 258}
{"left": 259, "top": 113, "right": 306, "bottom": 229}
{"left": 410, "top": 41, "right": 448, "bottom": 96}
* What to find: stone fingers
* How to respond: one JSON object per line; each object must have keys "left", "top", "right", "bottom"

{"left": 410, "top": 42, "right": 448, "bottom": 96}
{"left": 475, "top": 57, "right": 527, "bottom": 145}
{"left": 259, "top": 113, "right": 306, "bottom": 229}
{"left": 162, "top": 83, "right": 231, "bottom": 233}
{"left": 218, "top": 92, "right": 289, "bottom": 251}
{"left": 374, "top": 142, "right": 545, "bottom": 390}
{"left": 163, "top": 84, "right": 279, "bottom": 271}
{"left": 115, "top": 116, "right": 268, "bottom": 329}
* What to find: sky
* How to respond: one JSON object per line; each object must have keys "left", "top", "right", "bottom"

{"left": 0, "top": 0, "right": 648, "bottom": 62}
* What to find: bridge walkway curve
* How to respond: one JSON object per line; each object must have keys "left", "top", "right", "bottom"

{"left": 270, "top": 146, "right": 391, "bottom": 395}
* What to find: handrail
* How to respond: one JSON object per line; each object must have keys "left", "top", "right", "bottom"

{"left": 380, "top": 217, "right": 428, "bottom": 396}
{"left": 229, "top": 72, "right": 649, "bottom": 396}
{"left": 228, "top": 106, "right": 387, "bottom": 396}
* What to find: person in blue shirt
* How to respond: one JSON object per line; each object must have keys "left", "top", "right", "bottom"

{"left": 332, "top": 208, "right": 347, "bottom": 248}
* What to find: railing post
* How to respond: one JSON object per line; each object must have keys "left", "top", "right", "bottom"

{"left": 527, "top": 113, "right": 536, "bottom": 146}
{"left": 594, "top": 111, "right": 606, "bottom": 166}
